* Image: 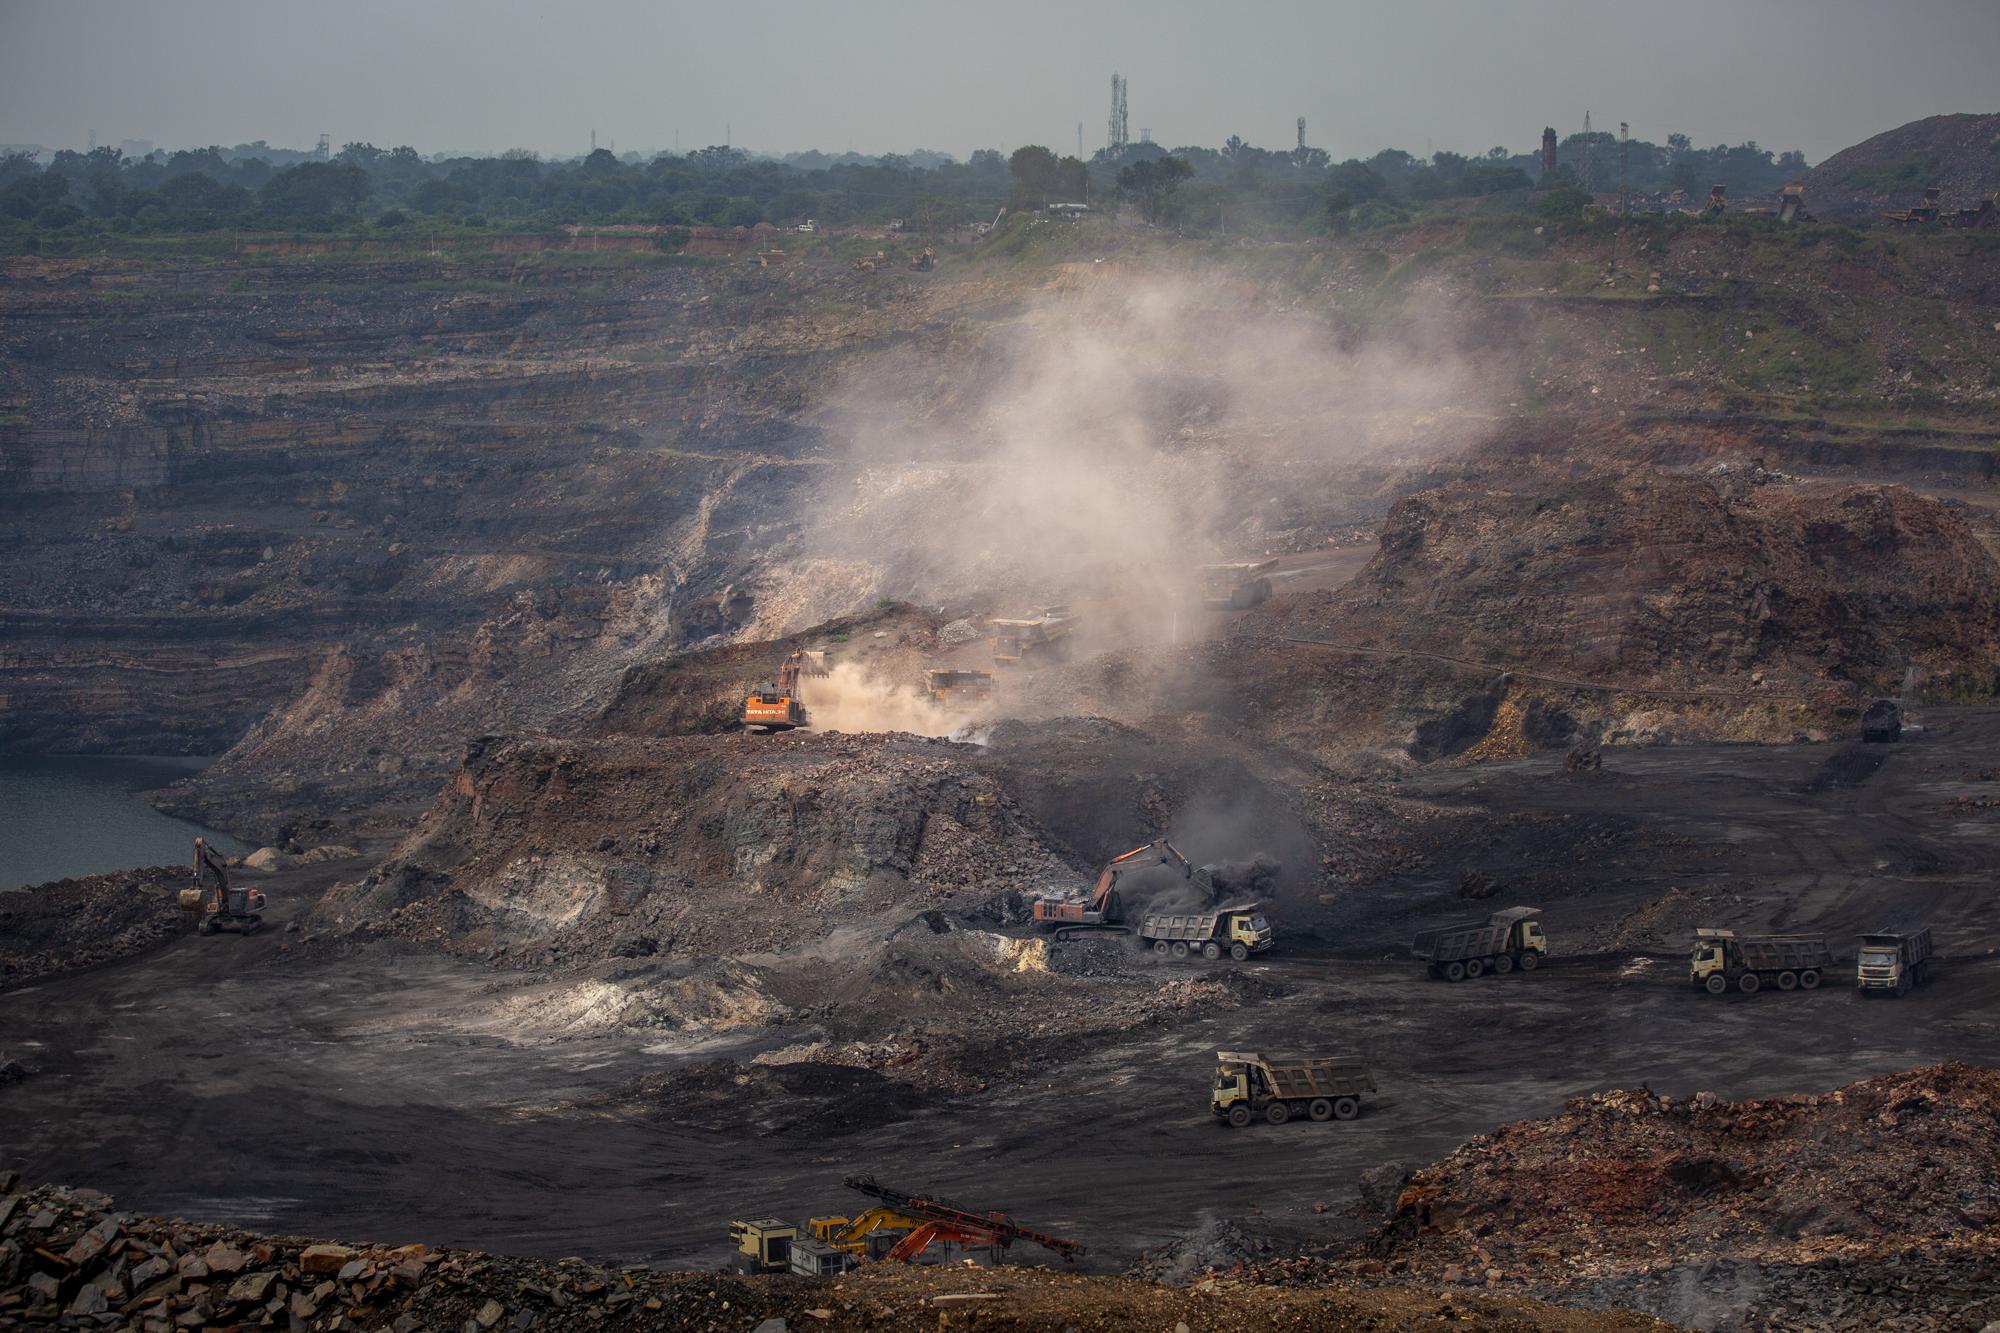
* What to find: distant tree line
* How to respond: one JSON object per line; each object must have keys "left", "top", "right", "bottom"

{"left": 0, "top": 127, "right": 1809, "bottom": 242}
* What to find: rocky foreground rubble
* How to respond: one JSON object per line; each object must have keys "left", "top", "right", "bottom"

{"left": 1239, "top": 1063, "right": 2000, "bottom": 1331}
{"left": 0, "top": 1174, "right": 1672, "bottom": 1332}
{"left": 0, "top": 866, "right": 187, "bottom": 985}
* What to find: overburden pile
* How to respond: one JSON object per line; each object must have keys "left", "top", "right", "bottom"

{"left": 0, "top": 865, "right": 189, "bottom": 985}
{"left": 1244, "top": 1062, "right": 2000, "bottom": 1330}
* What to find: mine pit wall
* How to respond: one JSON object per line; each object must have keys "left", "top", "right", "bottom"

{"left": 0, "top": 251, "right": 849, "bottom": 772}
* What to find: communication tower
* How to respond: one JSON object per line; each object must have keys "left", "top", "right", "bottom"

{"left": 315, "top": 133, "right": 330, "bottom": 161}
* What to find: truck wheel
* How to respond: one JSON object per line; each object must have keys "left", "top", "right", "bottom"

{"left": 1444, "top": 961, "right": 1466, "bottom": 983}
{"left": 1493, "top": 954, "right": 1514, "bottom": 975}
{"left": 1518, "top": 952, "right": 1539, "bottom": 972}
{"left": 1226, "top": 1105, "right": 1252, "bottom": 1129}
{"left": 1738, "top": 973, "right": 1761, "bottom": 994}
{"left": 1777, "top": 971, "right": 1798, "bottom": 991}
{"left": 1172, "top": 941, "right": 1190, "bottom": 959}
{"left": 1464, "top": 958, "right": 1485, "bottom": 979}
{"left": 1308, "top": 1099, "right": 1333, "bottom": 1122}
{"left": 1153, "top": 941, "right": 1170, "bottom": 956}
{"left": 1203, "top": 942, "right": 1221, "bottom": 961}
{"left": 1333, "top": 1097, "right": 1359, "bottom": 1121}
{"left": 1799, "top": 969, "right": 1821, "bottom": 990}
{"left": 1703, "top": 974, "right": 1727, "bottom": 995}
{"left": 1265, "top": 1102, "right": 1290, "bottom": 1126}
{"left": 1230, "top": 943, "right": 1249, "bottom": 962}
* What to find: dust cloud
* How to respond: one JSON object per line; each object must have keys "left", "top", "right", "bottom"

{"left": 800, "top": 661, "right": 988, "bottom": 737}
{"left": 762, "top": 264, "right": 1493, "bottom": 636}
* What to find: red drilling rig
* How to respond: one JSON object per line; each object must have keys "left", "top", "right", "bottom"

{"left": 842, "top": 1176, "right": 1083, "bottom": 1264}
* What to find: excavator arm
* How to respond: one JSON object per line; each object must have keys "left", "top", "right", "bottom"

{"left": 192, "top": 836, "right": 231, "bottom": 906}
{"left": 1087, "top": 839, "right": 1194, "bottom": 912}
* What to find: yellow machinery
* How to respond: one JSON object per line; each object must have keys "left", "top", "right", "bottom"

{"left": 727, "top": 1218, "right": 796, "bottom": 1274}
{"left": 986, "top": 608, "right": 1075, "bottom": 666}
{"left": 1883, "top": 188, "right": 1944, "bottom": 229}
{"left": 924, "top": 668, "right": 994, "bottom": 707}
{"left": 743, "top": 648, "right": 828, "bottom": 733}
{"left": 806, "top": 1207, "right": 928, "bottom": 1259}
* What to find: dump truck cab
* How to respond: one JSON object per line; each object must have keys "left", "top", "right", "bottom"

{"left": 1690, "top": 931, "right": 1733, "bottom": 984}
{"left": 1225, "top": 907, "right": 1272, "bottom": 951}
{"left": 727, "top": 1218, "right": 796, "bottom": 1274}
{"left": 1211, "top": 1060, "right": 1254, "bottom": 1117}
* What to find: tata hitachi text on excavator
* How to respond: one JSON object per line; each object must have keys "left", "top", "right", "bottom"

{"left": 742, "top": 648, "right": 827, "bottom": 733}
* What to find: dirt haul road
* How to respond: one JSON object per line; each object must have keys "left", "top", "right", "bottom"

{"left": 3, "top": 712, "right": 1999, "bottom": 1275}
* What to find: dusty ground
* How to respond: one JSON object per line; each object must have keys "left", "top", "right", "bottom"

{"left": 5, "top": 713, "right": 1998, "bottom": 1316}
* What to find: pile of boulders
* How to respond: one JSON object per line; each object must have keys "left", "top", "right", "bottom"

{"left": 0, "top": 1175, "right": 781, "bottom": 1332}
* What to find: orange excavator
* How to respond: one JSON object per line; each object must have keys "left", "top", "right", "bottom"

{"left": 1030, "top": 838, "right": 1215, "bottom": 940}
{"left": 180, "top": 837, "right": 266, "bottom": 936}
{"left": 742, "top": 647, "right": 828, "bottom": 733}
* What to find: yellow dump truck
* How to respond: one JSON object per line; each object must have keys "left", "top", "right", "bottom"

{"left": 1411, "top": 906, "right": 1546, "bottom": 981}
{"left": 1201, "top": 560, "right": 1277, "bottom": 609}
{"left": 1690, "top": 928, "right": 1832, "bottom": 996}
{"left": 1212, "top": 1051, "right": 1373, "bottom": 1128}
{"left": 987, "top": 609, "right": 1075, "bottom": 666}
{"left": 1857, "top": 928, "right": 1935, "bottom": 997}
{"left": 924, "top": 668, "right": 995, "bottom": 707}
{"left": 1141, "top": 903, "right": 1272, "bottom": 962}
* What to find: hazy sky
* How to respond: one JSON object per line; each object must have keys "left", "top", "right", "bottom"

{"left": 1, "top": 0, "right": 1994, "bottom": 163}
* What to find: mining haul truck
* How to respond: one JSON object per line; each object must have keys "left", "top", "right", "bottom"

{"left": 924, "top": 668, "right": 994, "bottom": 707}
{"left": 1141, "top": 903, "right": 1272, "bottom": 962}
{"left": 1212, "top": 1051, "right": 1373, "bottom": 1128}
{"left": 1690, "top": 928, "right": 1832, "bottom": 995}
{"left": 987, "top": 609, "right": 1074, "bottom": 666}
{"left": 1857, "top": 927, "right": 1935, "bottom": 997}
{"left": 1862, "top": 698, "right": 1902, "bottom": 743}
{"left": 1201, "top": 560, "right": 1277, "bottom": 609}
{"left": 1411, "top": 906, "right": 1546, "bottom": 981}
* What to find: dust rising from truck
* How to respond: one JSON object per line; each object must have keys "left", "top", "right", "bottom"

{"left": 799, "top": 661, "right": 989, "bottom": 737}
